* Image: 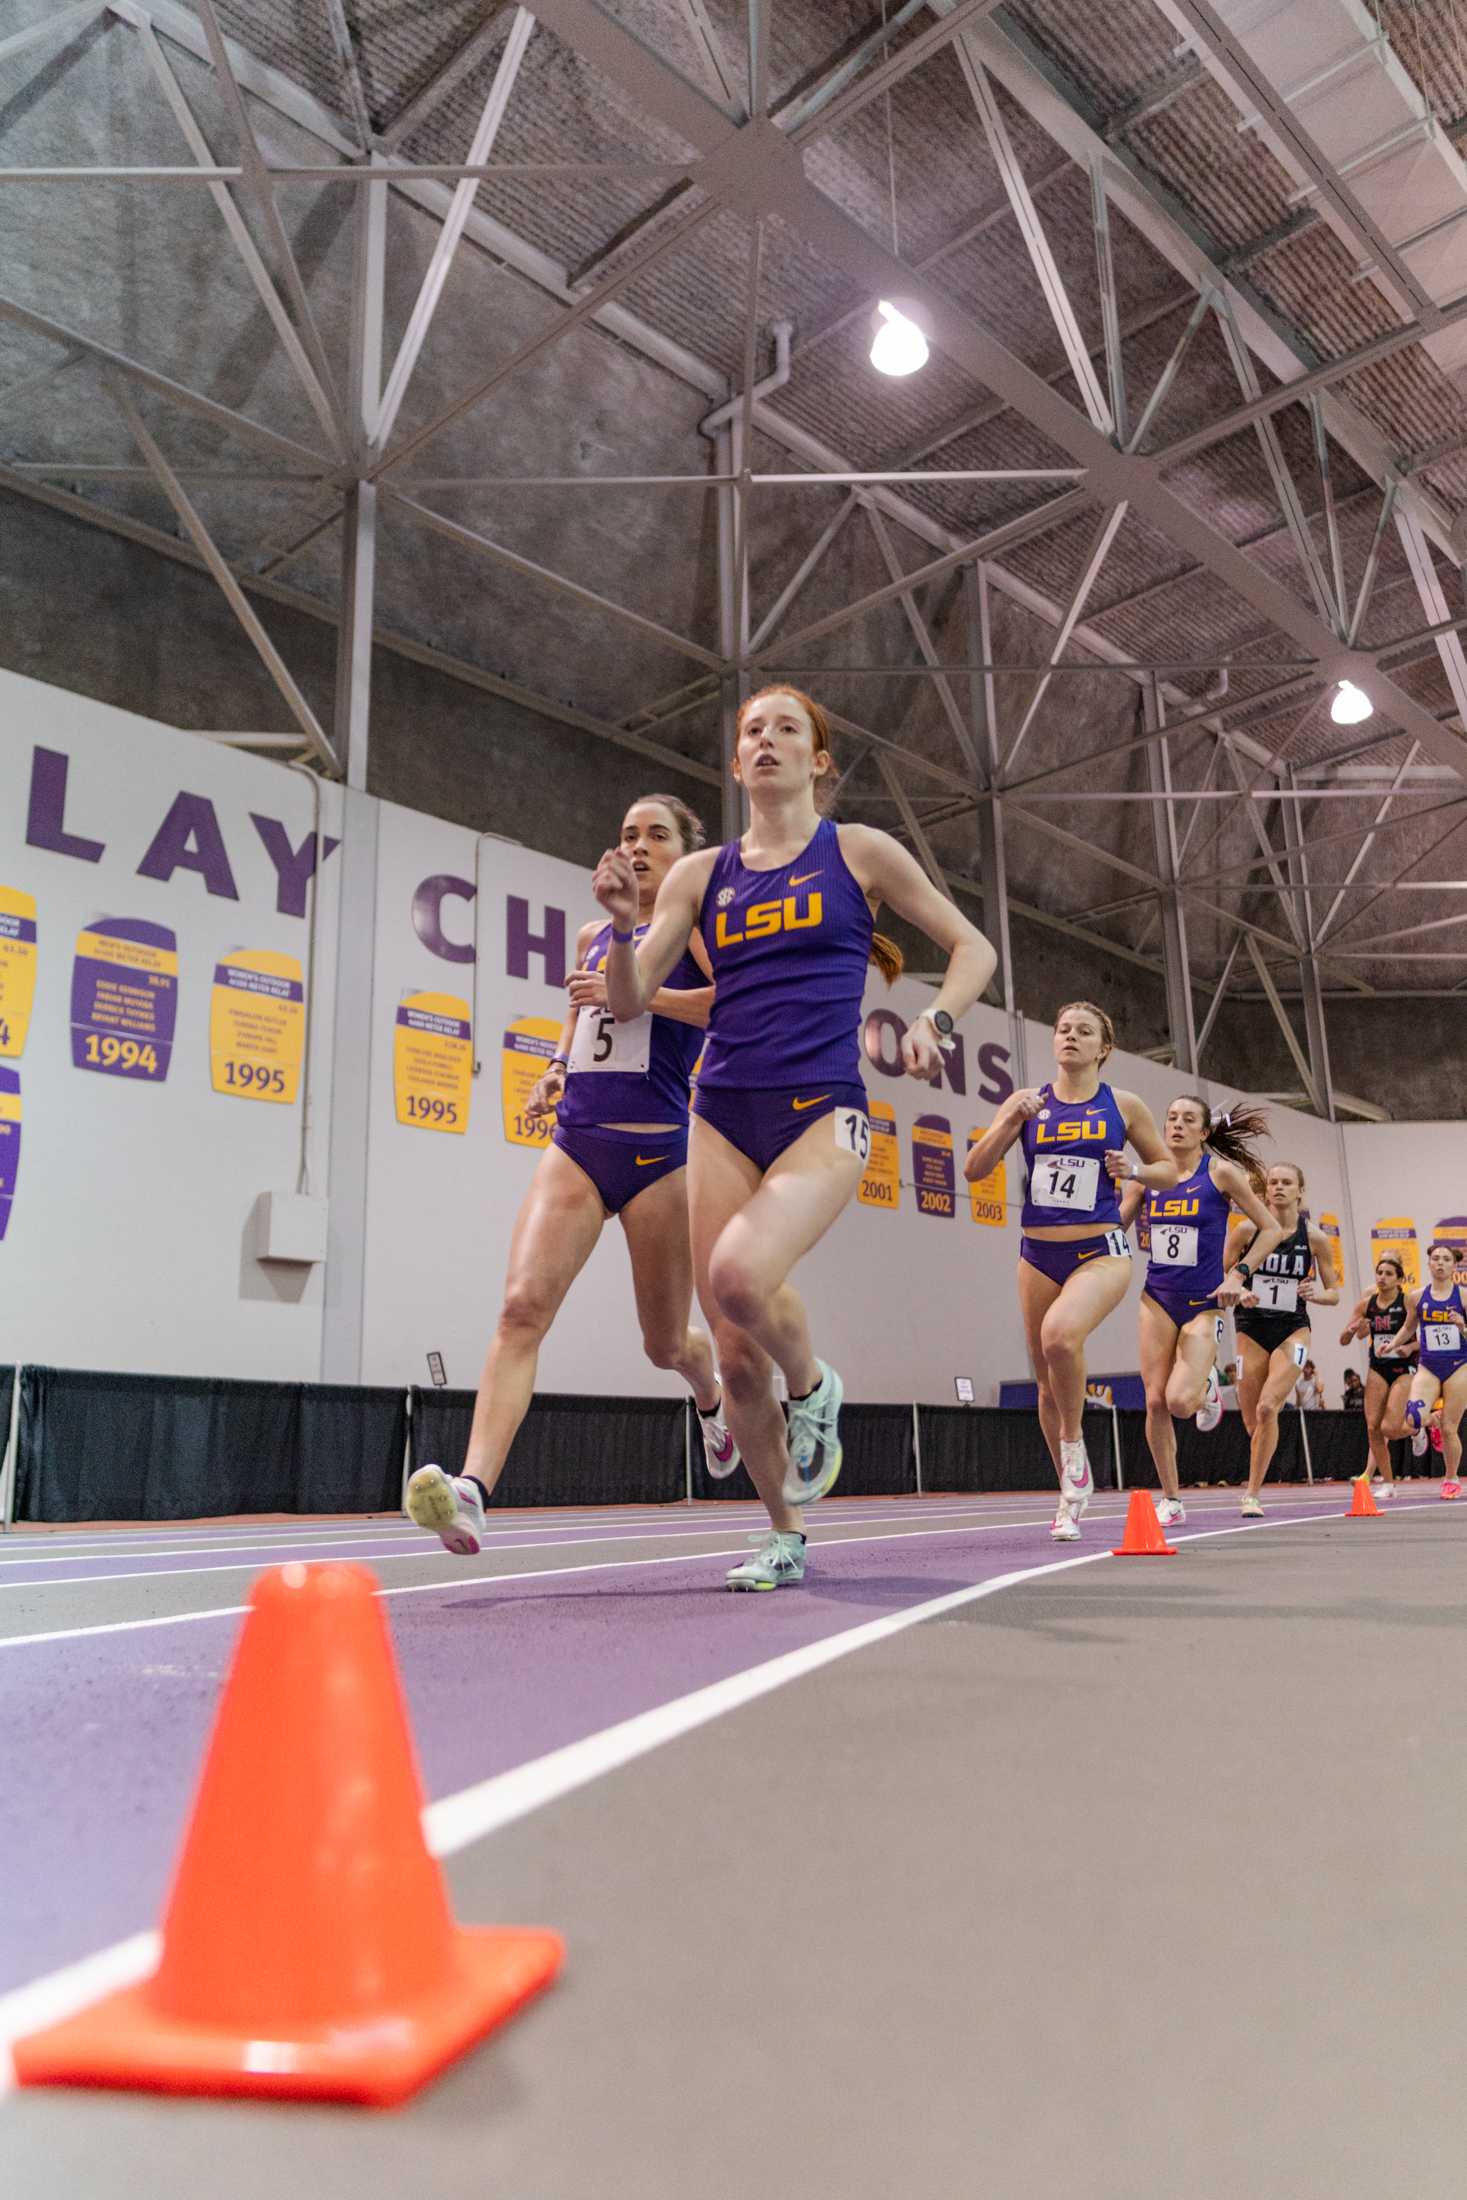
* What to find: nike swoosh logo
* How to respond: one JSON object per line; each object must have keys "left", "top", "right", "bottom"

{"left": 635, "top": 1154, "right": 667, "bottom": 1166}
{"left": 792, "top": 1094, "right": 832, "bottom": 1111}
{"left": 789, "top": 870, "right": 820, "bottom": 886}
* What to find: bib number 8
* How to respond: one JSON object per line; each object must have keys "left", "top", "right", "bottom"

{"left": 834, "top": 1108, "right": 870, "bottom": 1162}
{"left": 1151, "top": 1223, "right": 1198, "bottom": 1268}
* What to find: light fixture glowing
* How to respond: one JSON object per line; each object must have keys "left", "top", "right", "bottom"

{"left": 1330, "top": 679, "right": 1373, "bottom": 726}
{"left": 870, "top": 298, "right": 929, "bottom": 377}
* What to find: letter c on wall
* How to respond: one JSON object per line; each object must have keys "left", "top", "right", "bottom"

{"left": 412, "top": 874, "right": 476, "bottom": 964}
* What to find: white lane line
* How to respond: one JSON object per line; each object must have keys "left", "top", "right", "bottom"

{"left": 0, "top": 1501, "right": 1366, "bottom": 2090}
{"left": 0, "top": 1487, "right": 1055, "bottom": 1557}
{"left": 0, "top": 1501, "right": 1112, "bottom": 1591}
{"left": 0, "top": 1493, "right": 1361, "bottom": 1650}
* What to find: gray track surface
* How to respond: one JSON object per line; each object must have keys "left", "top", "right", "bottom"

{"left": 6, "top": 1497, "right": 1466, "bottom": 2199}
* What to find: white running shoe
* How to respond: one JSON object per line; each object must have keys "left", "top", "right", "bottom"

{"left": 1195, "top": 1365, "right": 1223, "bottom": 1433}
{"left": 1059, "top": 1437, "right": 1093, "bottom": 1520}
{"left": 1240, "top": 1493, "right": 1264, "bottom": 1518}
{"left": 1156, "top": 1496, "right": 1186, "bottom": 1526}
{"left": 405, "top": 1463, "right": 486, "bottom": 1556}
{"left": 1411, "top": 1424, "right": 1429, "bottom": 1459}
{"left": 726, "top": 1530, "right": 806, "bottom": 1591}
{"left": 783, "top": 1360, "right": 843, "bottom": 1506}
{"left": 1373, "top": 1480, "right": 1395, "bottom": 1501}
{"left": 1050, "top": 1501, "right": 1081, "bottom": 1542}
{"left": 699, "top": 1398, "right": 740, "bottom": 1481}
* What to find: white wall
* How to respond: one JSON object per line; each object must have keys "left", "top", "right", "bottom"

{"left": 0, "top": 670, "right": 340, "bottom": 1378}
{"left": 0, "top": 671, "right": 1451, "bottom": 1407}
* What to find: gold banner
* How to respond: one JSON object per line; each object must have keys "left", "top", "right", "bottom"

{"left": 394, "top": 991, "right": 472, "bottom": 1134}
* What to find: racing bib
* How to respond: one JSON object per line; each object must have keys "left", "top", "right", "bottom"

{"left": 1254, "top": 1274, "right": 1299, "bottom": 1314}
{"left": 1031, "top": 1154, "right": 1099, "bottom": 1211}
{"left": 1425, "top": 1321, "right": 1463, "bottom": 1354}
{"left": 1150, "top": 1223, "right": 1198, "bottom": 1269}
{"left": 834, "top": 1106, "right": 871, "bottom": 1162}
{"left": 568, "top": 1005, "right": 650, "bottom": 1077}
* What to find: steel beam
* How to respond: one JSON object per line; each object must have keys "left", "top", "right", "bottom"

{"left": 748, "top": 495, "right": 858, "bottom": 653}
{"left": 1145, "top": 689, "right": 1198, "bottom": 1072}
{"left": 1281, "top": 767, "right": 1335, "bottom": 1119}
{"left": 0, "top": 2, "right": 103, "bottom": 68}
{"left": 373, "top": 10, "right": 534, "bottom": 451}
{"left": 966, "top": 565, "right": 1017, "bottom": 1027}
{"left": 877, "top": 754, "right": 949, "bottom": 893}
{"left": 1393, "top": 505, "right": 1467, "bottom": 725}
{"left": 864, "top": 505, "right": 977, "bottom": 772}
{"left": 1194, "top": 934, "right": 1241, "bottom": 1061}
{"left": 1347, "top": 479, "right": 1400, "bottom": 645}
{"left": 951, "top": 42, "right": 1112, "bottom": 432}
{"left": 1245, "top": 935, "right": 1323, "bottom": 1115}
{"left": 1213, "top": 302, "right": 1340, "bottom": 633}
{"left": 379, "top": 3, "right": 518, "bottom": 149}
{"left": 318, "top": 0, "right": 373, "bottom": 151}
{"left": 136, "top": 18, "right": 345, "bottom": 456}
{"left": 1126, "top": 289, "right": 1212, "bottom": 453}
{"left": 109, "top": 380, "right": 336, "bottom": 769}
{"left": 1000, "top": 503, "right": 1128, "bottom": 775}
{"left": 1091, "top": 162, "right": 1128, "bottom": 445}
{"left": 1314, "top": 742, "right": 1421, "bottom": 944}
{"left": 195, "top": 1, "right": 346, "bottom": 439}
{"left": 335, "top": 160, "right": 386, "bottom": 788}
{"left": 677, "top": 0, "right": 740, "bottom": 109}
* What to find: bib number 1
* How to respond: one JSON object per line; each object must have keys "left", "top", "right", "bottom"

{"left": 834, "top": 1107, "right": 870, "bottom": 1162}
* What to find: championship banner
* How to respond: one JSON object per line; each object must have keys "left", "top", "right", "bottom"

{"left": 210, "top": 950, "right": 304, "bottom": 1105}
{"left": 911, "top": 1112, "right": 955, "bottom": 1219}
{"left": 394, "top": 991, "right": 471, "bottom": 1134}
{"left": 1434, "top": 1215, "right": 1467, "bottom": 1290}
{"left": 965, "top": 1130, "right": 1007, "bottom": 1228}
{"left": 0, "top": 888, "right": 37, "bottom": 1058}
{"left": 0, "top": 1066, "right": 18, "bottom": 1241}
{"left": 70, "top": 917, "right": 177, "bottom": 1082}
{"left": 1318, "top": 1210, "right": 1344, "bottom": 1289}
{"left": 501, "top": 1016, "right": 562, "bottom": 1149}
{"left": 1370, "top": 1215, "right": 1419, "bottom": 1289}
{"left": 857, "top": 1100, "right": 900, "bottom": 1212}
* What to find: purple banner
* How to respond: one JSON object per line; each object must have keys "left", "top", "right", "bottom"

{"left": 911, "top": 1112, "right": 956, "bottom": 1220}
{"left": 71, "top": 917, "right": 177, "bottom": 1082}
{"left": 0, "top": 1066, "right": 18, "bottom": 1241}
{"left": 212, "top": 962, "right": 305, "bottom": 1004}
{"left": 396, "top": 1003, "right": 472, "bottom": 1042}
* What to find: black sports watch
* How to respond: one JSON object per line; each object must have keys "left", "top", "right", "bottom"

{"left": 921, "top": 1007, "right": 955, "bottom": 1039}
{"left": 1235, "top": 1261, "right": 1253, "bottom": 1286}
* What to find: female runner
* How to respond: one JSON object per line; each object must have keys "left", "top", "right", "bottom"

{"left": 595, "top": 685, "right": 995, "bottom": 1590}
{"left": 1338, "top": 1254, "right": 1426, "bottom": 1494}
{"left": 1118, "top": 1097, "right": 1280, "bottom": 1526}
{"left": 1231, "top": 1161, "right": 1339, "bottom": 1516}
{"left": 405, "top": 794, "right": 736, "bottom": 1555}
{"left": 963, "top": 1003, "right": 1177, "bottom": 1541}
{"left": 1384, "top": 1241, "right": 1467, "bottom": 1495}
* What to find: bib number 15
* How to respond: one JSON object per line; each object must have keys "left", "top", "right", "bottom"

{"left": 834, "top": 1108, "right": 870, "bottom": 1162}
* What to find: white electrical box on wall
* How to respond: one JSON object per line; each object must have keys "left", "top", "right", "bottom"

{"left": 255, "top": 1192, "right": 329, "bottom": 1266}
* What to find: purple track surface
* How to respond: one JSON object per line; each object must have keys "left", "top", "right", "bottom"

{"left": 0, "top": 1483, "right": 1419, "bottom": 1997}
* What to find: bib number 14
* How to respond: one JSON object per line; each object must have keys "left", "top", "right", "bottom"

{"left": 1033, "top": 1154, "right": 1099, "bottom": 1210}
{"left": 835, "top": 1108, "right": 870, "bottom": 1162}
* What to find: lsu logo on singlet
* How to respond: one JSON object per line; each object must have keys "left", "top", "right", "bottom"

{"left": 1034, "top": 1114, "right": 1107, "bottom": 1146}
{"left": 714, "top": 892, "right": 823, "bottom": 949}
{"left": 1152, "top": 1194, "right": 1200, "bottom": 1219}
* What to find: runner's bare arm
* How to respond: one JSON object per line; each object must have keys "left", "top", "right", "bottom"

{"left": 963, "top": 1087, "right": 1043, "bottom": 1182}
{"left": 1301, "top": 1228, "right": 1341, "bottom": 1304}
{"left": 1106, "top": 1092, "right": 1180, "bottom": 1190}
{"left": 594, "top": 849, "right": 714, "bottom": 1021}
{"left": 838, "top": 824, "right": 996, "bottom": 1077}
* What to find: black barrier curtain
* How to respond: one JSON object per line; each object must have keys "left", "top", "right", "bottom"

{"left": 409, "top": 1389, "right": 685, "bottom": 1507}
{"left": 918, "top": 1404, "right": 1121, "bottom": 1493}
{"left": 15, "top": 1369, "right": 408, "bottom": 1523}
{"left": 687, "top": 1401, "right": 917, "bottom": 1501}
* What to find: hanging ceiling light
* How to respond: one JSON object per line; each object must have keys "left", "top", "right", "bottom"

{"left": 1330, "top": 679, "right": 1373, "bottom": 725}
{"left": 870, "top": 298, "right": 929, "bottom": 377}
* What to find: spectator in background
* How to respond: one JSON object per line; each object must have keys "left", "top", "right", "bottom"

{"left": 1219, "top": 1358, "right": 1242, "bottom": 1412}
{"left": 1295, "top": 1359, "right": 1323, "bottom": 1411}
{"left": 1342, "top": 1369, "right": 1365, "bottom": 1413}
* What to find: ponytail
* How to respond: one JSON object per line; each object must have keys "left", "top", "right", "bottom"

{"left": 1192, "top": 1098, "right": 1270, "bottom": 1175}
{"left": 870, "top": 930, "right": 903, "bottom": 985}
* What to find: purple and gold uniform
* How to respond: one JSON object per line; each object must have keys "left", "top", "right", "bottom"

{"left": 1142, "top": 1159, "right": 1231, "bottom": 1331}
{"left": 1018, "top": 1081, "right": 1132, "bottom": 1287}
{"left": 692, "top": 817, "right": 871, "bottom": 1172}
{"left": 1418, "top": 1282, "right": 1467, "bottom": 1382}
{"left": 553, "top": 919, "right": 704, "bottom": 1215}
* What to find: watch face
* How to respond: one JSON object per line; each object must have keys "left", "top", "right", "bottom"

{"left": 933, "top": 1010, "right": 954, "bottom": 1035}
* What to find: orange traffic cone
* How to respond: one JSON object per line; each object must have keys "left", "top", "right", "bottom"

{"left": 14, "top": 1564, "right": 563, "bottom": 2106}
{"left": 1347, "top": 1475, "right": 1381, "bottom": 1518}
{"left": 1112, "top": 1488, "right": 1177, "bottom": 1556}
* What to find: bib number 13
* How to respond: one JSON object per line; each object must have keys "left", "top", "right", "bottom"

{"left": 835, "top": 1108, "right": 870, "bottom": 1162}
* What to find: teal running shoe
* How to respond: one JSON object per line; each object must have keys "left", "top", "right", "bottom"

{"left": 783, "top": 1360, "right": 843, "bottom": 1506}
{"left": 726, "top": 1530, "right": 806, "bottom": 1591}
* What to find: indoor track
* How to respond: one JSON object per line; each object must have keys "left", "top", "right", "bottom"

{"left": 2, "top": 1486, "right": 1464, "bottom": 2198}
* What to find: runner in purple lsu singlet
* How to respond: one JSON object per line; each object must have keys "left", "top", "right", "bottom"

{"left": 1142, "top": 1159, "right": 1233, "bottom": 1333}
{"left": 692, "top": 816, "right": 872, "bottom": 1171}
{"left": 553, "top": 918, "right": 704, "bottom": 1214}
